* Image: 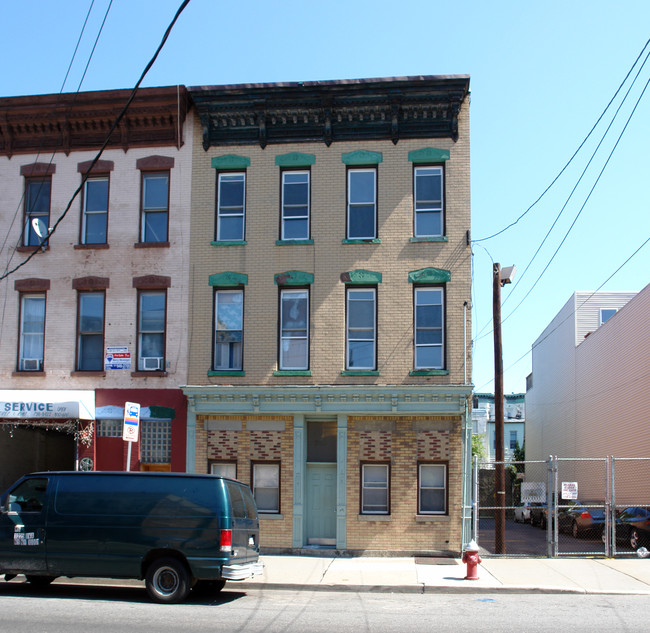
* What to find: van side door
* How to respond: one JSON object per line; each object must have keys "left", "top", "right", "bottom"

{"left": 0, "top": 476, "right": 49, "bottom": 574}
{"left": 226, "top": 482, "right": 259, "bottom": 564}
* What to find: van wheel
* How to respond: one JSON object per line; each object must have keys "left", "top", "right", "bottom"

{"left": 25, "top": 575, "right": 55, "bottom": 587}
{"left": 145, "top": 558, "right": 191, "bottom": 604}
{"left": 194, "top": 579, "right": 226, "bottom": 595}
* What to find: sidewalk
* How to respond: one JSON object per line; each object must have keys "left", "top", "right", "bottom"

{"left": 238, "top": 555, "right": 650, "bottom": 595}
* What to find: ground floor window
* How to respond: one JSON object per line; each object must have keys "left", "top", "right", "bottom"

{"left": 96, "top": 419, "right": 121, "bottom": 437}
{"left": 361, "top": 463, "right": 389, "bottom": 514}
{"left": 140, "top": 420, "right": 171, "bottom": 464}
{"left": 418, "top": 462, "right": 447, "bottom": 514}
{"left": 210, "top": 462, "right": 237, "bottom": 479}
{"left": 252, "top": 462, "right": 280, "bottom": 513}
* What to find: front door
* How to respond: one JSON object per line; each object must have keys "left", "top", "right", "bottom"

{"left": 306, "top": 464, "right": 337, "bottom": 546}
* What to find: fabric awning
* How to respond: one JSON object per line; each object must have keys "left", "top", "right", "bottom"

{"left": 0, "top": 390, "right": 95, "bottom": 420}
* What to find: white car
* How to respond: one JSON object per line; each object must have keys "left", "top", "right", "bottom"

{"left": 514, "top": 502, "right": 535, "bottom": 523}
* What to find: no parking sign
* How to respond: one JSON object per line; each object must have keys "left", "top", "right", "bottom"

{"left": 122, "top": 401, "right": 140, "bottom": 442}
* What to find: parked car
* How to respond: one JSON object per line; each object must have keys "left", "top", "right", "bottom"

{"left": 603, "top": 506, "right": 650, "bottom": 550}
{"left": 514, "top": 502, "right": 542, "bottom": 523}
{"left": 557, "top": 500, "right": 605, "bottom": 537}
{"left": 530, "top": 503, "right": 549, "bottom": 528}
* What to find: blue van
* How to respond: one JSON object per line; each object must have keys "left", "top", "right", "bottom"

{"left": 0, "top": 471, "right": 263, "bottom": 603}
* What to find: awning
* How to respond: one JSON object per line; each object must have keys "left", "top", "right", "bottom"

{"left": 95, "top": 405, "right": 175, "bottom": 421}
{"left": 0, "top": 390, "right": 95, "bottom": 421}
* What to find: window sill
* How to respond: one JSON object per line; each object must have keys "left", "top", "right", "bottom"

{"left": 275, "top": 239, "right": 314, "bottom": 246}
{"left": 358, "top": 514, "right": 391, "bottom": 521}
{"left": 273, "top": 370, "right": 312, "bottom": 377}
{"left": 259, "top": 513, "right": 284, "bottom": 520}
{"left": 16, "top": 245, "right": 49, "bottom": 253}
{"left": 410, "top": 236, "right": 448, "bottom": 243}
{"left": 341, "top": 370, "right": 380, "bottom": 376}
{"left": 410, "top": 370, "right": 449, "bottom": 376}
{"left": 131, "top": 371, "right": 168, "bottom": 377}
{"left": 75, "top": 243, "right": 109, "bottom": 250}
{"left": 208, "top": 370, "right": 245, "bottom": 376}
{"left": 415, "top": 514, "right": 449, "bottom": 522}
{"left": 342, "top": 238, "right": 381, "bottom": 245}
{"left": 71, "top": 370, "right": 106, "bottom": 377}
{"left": 12, "top": 371, "right": 46, "bottom": 377}
{"left": 134, "top": 241, "right": 170, "bottom": 248}
{"left": 211, "top": 240, "right": 247, "bottom": 247}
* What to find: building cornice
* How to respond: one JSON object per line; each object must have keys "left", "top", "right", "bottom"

{"left": 182, "top": 384, "right": 472, "bottom": 416}
{"left": 0, "top": 86, "right": 189, "bottom": 157}
{"left": 189, "top": 75, "right": 470, "bottom": 149}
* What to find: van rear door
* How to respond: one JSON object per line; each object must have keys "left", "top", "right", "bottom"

{"left": 225, "top": 481, "right": 259, "bottom": 564}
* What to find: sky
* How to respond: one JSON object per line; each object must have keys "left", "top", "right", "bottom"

{"left": 1, "top": 0, "right": 648, "bottom": 394}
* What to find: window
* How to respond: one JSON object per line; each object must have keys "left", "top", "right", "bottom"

{"left": 600, "top": 308, "right": 617, "bottom": 325}
{"left": 509, "top": 431, "right": 518, "bottom": 451}
{"left": 279, "top": 289, "right": 309, "bottom": 370}
{"left": 252, "top": 462, "right": 280, "bottom": 513}
{"left": 214, "top": 290, "right": 243, "bottom": 370}
{"left": 281, "top": 171, "right": 310, "bottom": 240}
{"left": 81, "top": 177, "right": 109, "bottom": 244}
{"left": 141, "top": 172, "right": 169, "bottom": 242}
{"left": 137, "top": 290, "right": 166, "bottom": 371}
{"left": 141, "top": 420, "right": 171, "bottom": 464}
{"left": 216, "top": 172, "right": 245, "bottom": 241}
{"left": 6, "top": 478, "right": 48, "bottom": 514}
{"left": 97, "top": 419, "right": 122, "bottom": 437}
{"left": 414, "top": 287, "right": 444, "bottom": 369}
{"left": 414, "top": 166, "right": 443, "bottom": 237}
{"left": 76, "top": 292, "right": 105, "bottom": 371}
{"left": 347, "top": 168, "right": 376, "bottom": 239}
{"left": 19, "top": 294, "right": 45, "bottom": 371}
{"left": 361, "top": 463, "right": 389, "bottom": 514}
{"left": 419, "top": 463, "right": 447, "bottom": 514}
{"left": 23, "top": 178, "right": 51, "bottom": 246}
{"left": 210, "top": 462, "right": 237, "bottom": 479}
{"left": 346, "top": 288, "right": 376, "bottom": 370}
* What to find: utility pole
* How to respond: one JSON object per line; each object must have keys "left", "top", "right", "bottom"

{"left": 493, "top": 263, "right": 515, "bottom": 554}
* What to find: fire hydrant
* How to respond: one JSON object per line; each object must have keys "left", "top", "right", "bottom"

{"left": 462, "top": 540, "right": 482, "bottom": 580}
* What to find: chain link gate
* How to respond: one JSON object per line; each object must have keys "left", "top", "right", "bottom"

{"left": 472, "top": 456, "right": 650, "bottom": 557}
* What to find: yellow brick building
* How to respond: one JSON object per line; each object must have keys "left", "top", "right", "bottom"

{"left": 183, "top": 76, "right": 472, "bottom": 555}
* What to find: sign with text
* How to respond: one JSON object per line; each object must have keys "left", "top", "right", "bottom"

{"left": 1, "top": 400, "right": 79, "bottom": 419}
{"left": 122, "top": 402, "right": 140, "bottom": 442}
{"left": 105, "top": 346, "right": 131, "bottom": 370}
{"left": 521, "top": 481, "right": 546, "bottom": 503}
{"left": 562, "top": 481, "right": 578, "bottom": 500}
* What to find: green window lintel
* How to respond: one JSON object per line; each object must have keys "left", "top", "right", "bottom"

{"left": 211, "top": 240, "right": 248, "bottom": 247}
{"left": 408, "top": 267, "right": 451, "bottom": 284}
{"left": 275, "top": 152, "right": 316, "bottom": 167}
{"left": 208, "top": 370, "right": 246, "bottom": 377}
{"left": 409, "top": 370, "right": 450, "bottom": 376}
{"left": 341, "top": 269, "right": 382, "bottom": 285}
{"left": 276, "top": 239, "right": 314, "bottom": 246}
{"left": 274, "top": 271, "right": 314, "bottom": 286}
{"left": 409, "top": 236, "right": 448, "bottom": 243}
{"left": 340, "top": 370, "right": 380, "bottom": 376}
{"left": 209, "top": 272, "right": 248, "bottom": 287}
{"left": 342, "top": 150, "right": 383, "bottom": 165}
{"left": 408, "top": 148, "right": 450, "bottom": 163}
{"left": 342, "top": 238, "right": 381, "bottom": 245}
{"left": 211, "top": 155, "right": 251, "bottom": 170}
{"left": 274, "top": 370, "right": 312, "bottom": 377}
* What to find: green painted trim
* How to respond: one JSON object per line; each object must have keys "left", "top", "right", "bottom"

{"left": 342, "top": 238, "right": 381, "bottom": 245}
{"left": 208, "top": 370, "right": 246, "bottom": 377}
{"left": 340, "top": 370, "right": 380, "bottom": 376}
{"left": 274, "top": 271, "right": 314, "bottom": 286}
{"left": 275, "top": 239, "right": 314, "bottom": 246}
{"left": 208, "top": 272, "right": 248, "bottom": 287}
{"left": 409, "top": 236, "right": 448, "bottom": 243}
{"left": 408, "top": 148, "right": 450, "bottom": 163}
{"left": 211, "top": 240, "right": 248, "bottom": 247}
{"left": 275, "top": 152, "right": 316, "bottom": 167}
{"left": 409, "top": 370, "right": 450, "bottom": 376}
{"left": 341, "top": 269, "right": 382, "bottom": 284}
{"left": 408, "top": 267, "right": 451, "bottom": 284}
{"left": 211, "top": 154, "right": 250, "bottom": 169}
{"left": 341, "top": 150, "right": 383, "bottom": 165}
{"left": 273, "top": 370, "right": 312, "bottom": 376}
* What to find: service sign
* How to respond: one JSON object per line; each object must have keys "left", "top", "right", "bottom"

{"left": 122, "top": 401, "right": 140, "bottom": 442}
{"left": 1, "top": 400, "right": 79, "bottom": 419}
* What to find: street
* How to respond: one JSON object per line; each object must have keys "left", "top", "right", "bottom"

{"left": 0, "top": 582, "right": 646, "bottom": 633}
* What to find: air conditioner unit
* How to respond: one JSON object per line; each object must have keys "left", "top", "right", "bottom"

{"left": 21, "top": 358, "right": 42, "bottom": 371}
{"left": 142, "top": 357, "right": 164, "bottom": 371}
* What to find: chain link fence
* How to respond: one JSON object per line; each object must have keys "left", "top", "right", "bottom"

{"left": 472, "top": 456, "right": 650, "bottom": 557}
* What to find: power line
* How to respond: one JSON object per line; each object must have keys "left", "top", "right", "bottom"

{"left": 0, "top": 0, "right": 191, "bottom": 283}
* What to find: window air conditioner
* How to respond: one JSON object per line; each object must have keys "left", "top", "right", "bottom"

{"left": 142, "top": 357, "right": 164, "bottom": 371}
{"left": 21, "top": 358, "right": 42, "bottom": 371}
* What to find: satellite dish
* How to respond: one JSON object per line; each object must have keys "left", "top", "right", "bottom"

{"left": 31, "top": 218, "right": 51, "bottom": 239}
